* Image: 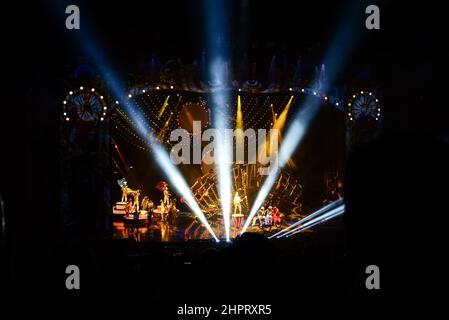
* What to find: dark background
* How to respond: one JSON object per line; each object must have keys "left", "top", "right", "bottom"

{"left": 1, "top": 0, "right": 448, "bottom": 308}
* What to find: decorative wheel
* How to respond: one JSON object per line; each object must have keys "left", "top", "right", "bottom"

{"left": 347, "top": 91, "right": 381, "bottom": 122}
{"left": 62, "top": 86, "right": 108, "bottom": 146}
{"left": 63, "top": 86, "right": 108, "bottom": 124}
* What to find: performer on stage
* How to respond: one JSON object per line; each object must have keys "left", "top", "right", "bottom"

{"left": 160, "top": 200, "right": 167, "bottom": 222}
{"left": 124, "top": 198, "right": 134, "bottom": 218}
{"left": 133, "top": 190, "right": 141, "bottom": 211}
{"left": 141, "top": 196, "right": 149, "bottom": 211}
{"left": 252, "top": 206, "right": 265, "bottom": 226}
{"left": 233, "top": 191, "right": 243, "bottom": 216}
{"left": 272, "top": 206, "right": 281, "bottom": 226}
{"left": 141, "top": 196, "right": 153, "bottom": 226}
{"left": 265, "top": 209, "right": 273, "bottom": 226}
{"left": 163, "top": 186, "right": 170, "bottom": 206}
{"left": 121, "top": 184, "right": 131, "bottom": 202}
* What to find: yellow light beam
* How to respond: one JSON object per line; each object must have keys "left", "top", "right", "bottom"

{"left": 258, "top": 95, "right": 294, "bottom": 160}
{"left": 158, "top": 95, "right": 171, "bottom": 118}
{"left": 236, "top": 95, "right": 243, "bottom": 130}
{"left": 115, "top": 107, "right": 134, "bottom": 126}
{"left": 157, "top": 113, "right": 173, "bottom": 141}
{"left": 270, "top": 104, "right": 277, "bottom": 123}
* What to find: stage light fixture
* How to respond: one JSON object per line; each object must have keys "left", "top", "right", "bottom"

{"left": 80, "top": 86, "right": 84, "bottom": 90}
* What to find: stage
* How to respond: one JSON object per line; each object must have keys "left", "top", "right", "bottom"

{"left": 112, "top": 210, "right": 318, "bottom": 242}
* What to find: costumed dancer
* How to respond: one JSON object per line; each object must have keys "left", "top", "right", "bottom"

{"left": 265, "top": 209, "right": 273, "bottom": 226}
{"left": 233, "top": 191, "right": 242, "bottom": 216}
{"left": 163, "top": 186, "right": 170, "bottom": 206}
{"left": 124, "top": 198, "right": 134, "bottom": 218}
{"left": 160, "top": 200, "right": 167, "bottom": 222}
{"left": 272, "top": 207, "right": 281, "bottom": 226}
{"left": 253, "top": 206, "right": 265, "bottom": 226}
{"left": 133, "top": 190, "right": 141, "bottom": 211}
{"left": 119, "top": 180, "right": 130, "bottom": 202}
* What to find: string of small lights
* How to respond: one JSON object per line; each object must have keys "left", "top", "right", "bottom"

{"left": 62, "top": 86, "right": 109, "bottom": 123}
{"left": 347, "top": 91, "right": 381, "bottom": 122}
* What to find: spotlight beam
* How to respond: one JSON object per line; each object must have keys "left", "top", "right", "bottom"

{"left": 204, "top": 0, "right": 233, "bottom": 241}
{"left": 285, "top": 213, "right": 340, "bottom": 237}
{"left": 268, "top": 199, "right": 343, "bottom": 239}
{"left": 281, "top": 204, "right": 345, "bottom": 238}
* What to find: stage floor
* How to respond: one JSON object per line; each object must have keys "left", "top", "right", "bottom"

{"left": 112, "top": 212, "right": 297, "bottom": 241}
